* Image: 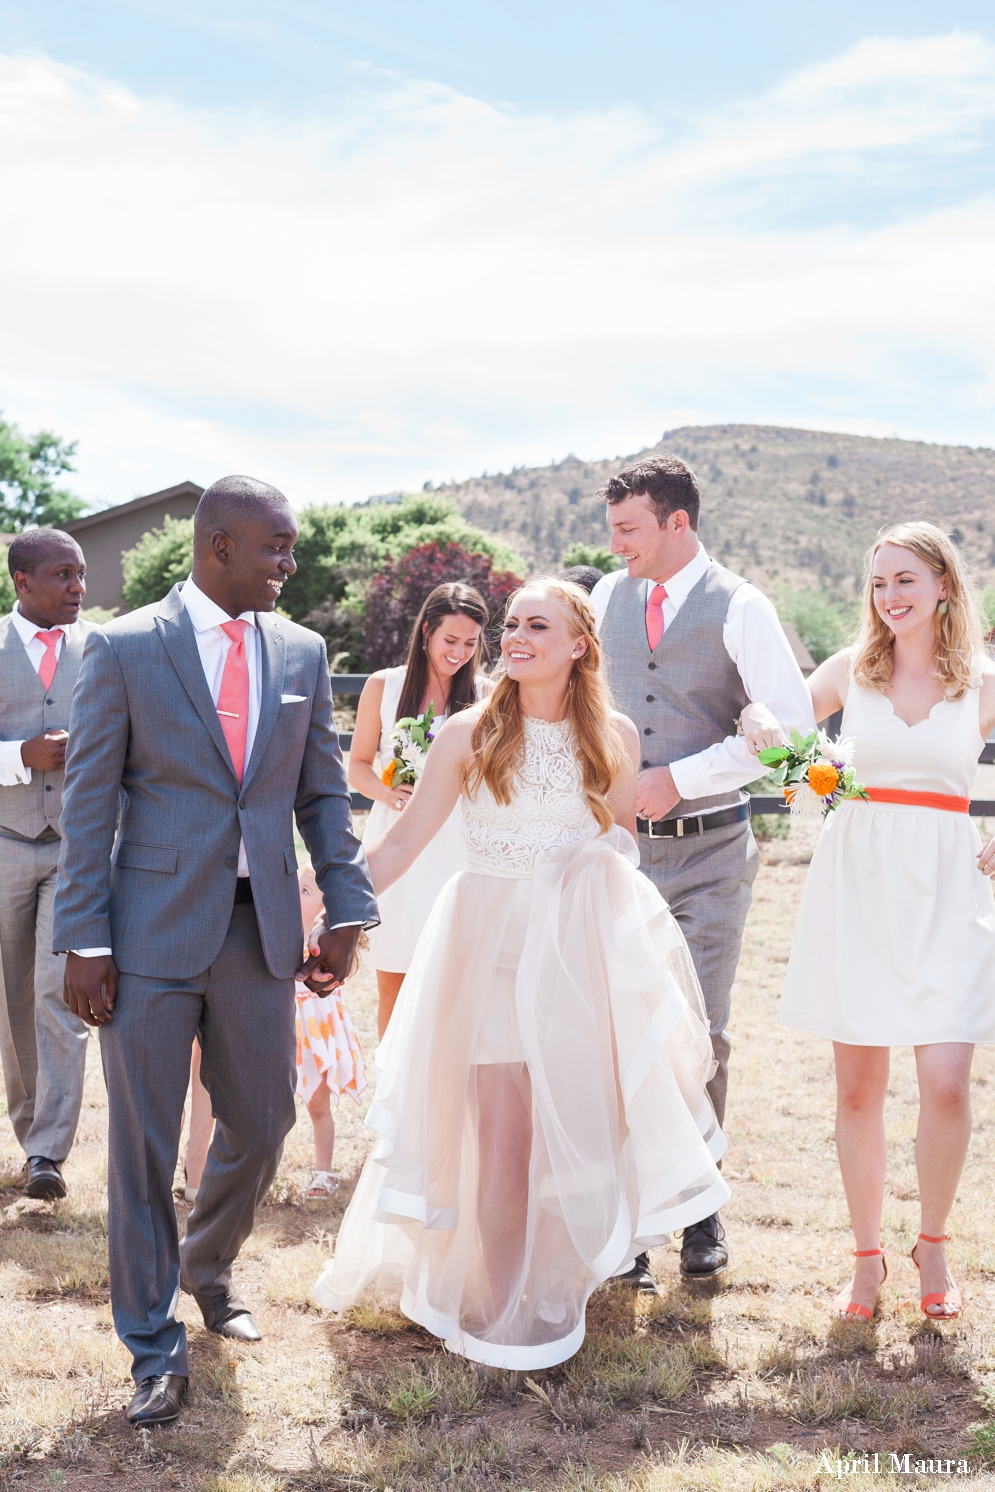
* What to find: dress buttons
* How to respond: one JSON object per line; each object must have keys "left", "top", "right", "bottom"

{"left": 643, "top": 727, "right": 653, "bottom": 736}
{"left": 646, "top": 694, "right": 655, "bottom": 703}
{"left": 648, "top": 662, "right": 657, "bottom": 671}
{"left": 225, "top": 856, "right": 238, "bottom": 870}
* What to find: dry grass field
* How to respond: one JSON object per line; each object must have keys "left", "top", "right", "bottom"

{"left": 4, "top": 817, "right": 995, "bottom": 1491}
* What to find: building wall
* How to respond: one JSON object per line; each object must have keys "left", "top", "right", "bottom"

{"left": 66, "top": 491, "right": 200, "bottom": 614}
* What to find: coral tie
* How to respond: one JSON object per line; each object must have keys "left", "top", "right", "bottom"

{"left": 35, "top": 629, "right": 63, "bottom": 691}
{"left": 217, "top": 619, "right": 250, "bottom": 783}
{"left": 645, "top": 585, "right": 668, "bottom": 652}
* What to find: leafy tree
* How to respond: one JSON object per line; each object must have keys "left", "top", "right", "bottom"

{"left": 0, "top": 413, "right": 87, "bottom": 530}
{"left": 121, "top": 515, "right": 195, "bottom": 610}
{"left": 560, "top": 543, "right": 619, "bottom": 574}
{"left": 119, "top": 496, "right": 527, "bottom": 660}
{"left": 359, "top": 540, "right": 521, "bottom": 671}
{"left": 0, "top": 565, "right": 15, "bottom": 615}
{"left": 775, "top": 587, "right": 860, "bottom": 665}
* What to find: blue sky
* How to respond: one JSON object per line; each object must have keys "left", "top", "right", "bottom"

{"left": 0, "top": 2, "right": 993, "bottom": 509}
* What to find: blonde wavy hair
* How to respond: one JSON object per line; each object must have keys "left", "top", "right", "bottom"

{"left": 851, "top": 521, "right": 987, "bottom": 700}
{"left": 463, "top": 579, "right": 629, "bottom": 833}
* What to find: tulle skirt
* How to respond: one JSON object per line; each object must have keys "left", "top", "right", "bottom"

{"left": 314, "top": 827, "right": 729, "bottom": 1369}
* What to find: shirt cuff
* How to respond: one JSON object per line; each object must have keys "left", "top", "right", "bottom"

{"left": 0, "top": 740, "right": 31, "bottom": 786}
{"left": 71, "top": 948, "right": 113, "bottom": 957}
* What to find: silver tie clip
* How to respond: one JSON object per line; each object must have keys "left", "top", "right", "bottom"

{"left": 217, "top": 710, "right": 240, "bottom": 718}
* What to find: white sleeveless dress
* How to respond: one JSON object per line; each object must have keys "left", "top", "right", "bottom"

{"left": 316, "top": 717, "right": 730, "bottom": 1369}
{"left": 360, "top": 666, "right": 470, "bottom": 974}
{"left": 779, "top": 680, "right": 995, "bottom": 1046}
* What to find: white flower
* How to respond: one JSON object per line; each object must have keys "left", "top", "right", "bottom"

{"left": 788, "top": 782, "right": 826, "bottom": 819}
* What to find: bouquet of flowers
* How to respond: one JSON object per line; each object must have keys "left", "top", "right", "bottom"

{"left": 381, "top": 703, "right": 437, "bottom": 789}
{"left": 757, "top": 728, "right": 868, "bottom": 817}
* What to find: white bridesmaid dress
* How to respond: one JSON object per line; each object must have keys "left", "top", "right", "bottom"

{"left": 779, "top": 678, "right": 995, "bottom": 1046}
{"left": 360, "top": 666, "right": 469, "bottom": 974}
{"left": 317, "top": 716, "right": 729, "bottom": 1369}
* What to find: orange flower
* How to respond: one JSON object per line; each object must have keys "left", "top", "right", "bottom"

{"left": 807, "top": 761, "right": 839, "bottom": 797}
{"left": 381, "top": 758, "right": 396, "bottom": 786}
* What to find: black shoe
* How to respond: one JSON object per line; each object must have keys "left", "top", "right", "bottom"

{"left": 125, "top": 1375, "right": 187, "bottom": 1426}
{"left": 679, "top": 1213, "right": 729, "bottom": 1278}
{"left": 612, "top": 1251, "right": 658, "bottom": 1294}
{"left": 195, "top": 1289, "right": 262, "bottom": 1341}
{"left": 24, "top": 1156, "right": 66, "bottom": 1200}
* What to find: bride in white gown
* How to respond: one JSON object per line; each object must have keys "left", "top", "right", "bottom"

{"left": 311, "top": 579, "right": 729, "bottom": 1368}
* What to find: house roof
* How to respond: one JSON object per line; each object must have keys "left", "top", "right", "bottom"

{"left": 63, "top": 481, "right": 204, "bottom": 534}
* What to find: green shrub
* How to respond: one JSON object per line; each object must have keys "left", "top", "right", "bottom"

{"left": 775, "top": 587, "right": 859, "bottom": 665}
{"left": 561, "top": 542, "right": 619, "bottom": 574}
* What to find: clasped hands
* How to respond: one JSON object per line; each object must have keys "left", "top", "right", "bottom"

{"left": 297, "top": 922, "right": 361, "bottom": 992}
{"left": 738, "top": 702, "right": 788, "bottom": 756}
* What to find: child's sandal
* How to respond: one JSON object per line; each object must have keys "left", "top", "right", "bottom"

{"left": 306, "top": 1170, "right": 341, "bottom": 1199}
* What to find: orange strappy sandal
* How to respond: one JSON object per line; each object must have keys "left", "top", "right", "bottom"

{"left": 835, "top": 1245, "right": 887, "bottom": 1321}
{"left": 911, "top": 1233, "right": 961, "bottom": 1320}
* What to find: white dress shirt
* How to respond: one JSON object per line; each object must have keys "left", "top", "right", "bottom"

{"left": 0, "top": 604, "right": 71, "bottom": 786}
{"left": 590, "top": 547, "right": 815, "bottom": 804}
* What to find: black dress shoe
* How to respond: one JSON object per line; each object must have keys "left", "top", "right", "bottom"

{"left": 25, "top": 1156, "right": 66, "bottom": 1200}
{"left": 612, "top": 1251, "right": 659, "bottom": 1294}
{"left": 197, "top": 1290, "right": 262, "bottom": 1341}
{"left": 679, "top": 1213, "right": 729, "bottom": 1278}
{"left": 125, "top": 1375, "right": 187, "bottom": 1425}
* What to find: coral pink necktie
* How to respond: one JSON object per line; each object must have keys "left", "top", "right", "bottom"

{"left": 35, "top": 629, "right": 64, "bottom": 691}
{"left": 217, "top": 620, "right": 250, "bottom": 783}
{"left": 645, "top": 584, "right": 668, "bottom": 652}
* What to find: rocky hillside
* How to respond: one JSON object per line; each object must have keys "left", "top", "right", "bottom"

{"left": 430, "top": 424, "right": 995, "bottom": 596}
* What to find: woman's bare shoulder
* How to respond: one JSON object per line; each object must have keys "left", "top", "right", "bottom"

{"left": 609, "top": 709, "right": 640, "bottom": 744}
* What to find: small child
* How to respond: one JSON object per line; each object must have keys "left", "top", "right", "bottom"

{"left": 295, "top": 865, "right": 367, "bottom": 1199}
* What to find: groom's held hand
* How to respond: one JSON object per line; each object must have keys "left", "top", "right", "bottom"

{"left": 297, "top": 923, "right": 361, "bottom": 994}
{"left": 63, "top": 952, "right": 118, "bottom": 1027}
{"left": 636, "top": 765, "right": 681, "bottom": 823}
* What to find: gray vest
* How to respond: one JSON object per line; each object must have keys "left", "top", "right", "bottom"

{"left": 0, "top": 614, "right": 93, "bottom": 838}
{"left": 601, "top": 562, "right": 748, "bottom": 818}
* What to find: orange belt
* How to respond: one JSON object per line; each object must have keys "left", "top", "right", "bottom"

{"left": 862, "top": 787, "right": 970, "bottom": 814}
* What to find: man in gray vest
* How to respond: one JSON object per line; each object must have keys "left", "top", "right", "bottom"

{"left": 592, "top": 456, "right": 813, "bottom": 1282}
{"left": 0, "top": 529, "right": 98, "bottom": 1200}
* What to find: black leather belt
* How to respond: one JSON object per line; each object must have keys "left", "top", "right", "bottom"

{"left": 233, "top": 877, "right": 254, "bottom": 904}
{"left": 637, "top": 802, "right": 751, "bottom": 838}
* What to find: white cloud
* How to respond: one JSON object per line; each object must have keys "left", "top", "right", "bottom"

{"left": 0, "top": 33, "right": 993, "bottom": 509}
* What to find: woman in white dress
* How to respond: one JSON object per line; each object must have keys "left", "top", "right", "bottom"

{"left": 349, "top": 583, "right": 490, "bottom": 1036}
{"left": 743, "top": 522, "right": 995, "bottom": 1323}
{"left": 311, "top": 580, "right": 729, "bottom": 1368}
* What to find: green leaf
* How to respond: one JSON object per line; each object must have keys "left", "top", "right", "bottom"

{"left": 757, "top": 746, "right": 792, "bottom": 766}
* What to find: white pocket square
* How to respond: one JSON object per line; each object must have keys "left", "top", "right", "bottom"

{"left": 281, "top": 693, "right": 307, "bottom": 704}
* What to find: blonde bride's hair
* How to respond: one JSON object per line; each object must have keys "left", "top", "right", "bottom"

{"left": 851, "top": 521, "right": 987, "bottom": 700}
{"left": 464, "top": 578, "right": 628, "bottom": 833}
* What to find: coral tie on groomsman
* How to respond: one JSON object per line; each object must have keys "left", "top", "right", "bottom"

{"left": 645, "top": 584, "right": 667, "bottom": 651}
{"left": 35, "top": 629, "right": 63, "bottom": 691}
{"left": 217, "top": 619, "right": 249, "bottom": 783}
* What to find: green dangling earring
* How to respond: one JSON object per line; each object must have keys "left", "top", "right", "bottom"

{"left": 937, "top": 600, "right": 948, "bottom": 615}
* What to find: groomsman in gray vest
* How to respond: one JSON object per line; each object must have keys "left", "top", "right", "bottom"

{"left": 0, "top": 529, "right": 96, "bottom": 1200}
{"left": 54, "top": 476, "right": 378, "bottom": 1428}
{"left": 592, "top": 456, "right": 813, "bottom": 1282}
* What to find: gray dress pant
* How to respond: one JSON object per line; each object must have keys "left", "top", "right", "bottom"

{"left": 99, "top": 900, "right": 297, "bottom": 1383}
{"left": 638, "top": 818, "right": 759, "bottom": 1128}
{"left": 0, "top": 827, "right": 88, "bottom": 1162}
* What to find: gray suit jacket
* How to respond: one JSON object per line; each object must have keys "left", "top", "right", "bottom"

{"left": 52, "top": 584, "right": 378, "bottom": 979}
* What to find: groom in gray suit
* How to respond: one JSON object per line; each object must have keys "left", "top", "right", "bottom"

{"left": 54, "top": 476, "right": 378, "bottom": 1426}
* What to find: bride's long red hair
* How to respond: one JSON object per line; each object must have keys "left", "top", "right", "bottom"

{"left": 463, "top": 579, "right": 628, "bottom": 833}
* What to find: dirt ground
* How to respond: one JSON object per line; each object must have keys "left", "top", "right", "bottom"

{"left": 3, "top": 817, "right": 995, "bottom": 1491}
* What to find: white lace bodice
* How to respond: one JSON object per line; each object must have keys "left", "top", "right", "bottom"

{"left": 461, "top": 717, "right": 600, "bottom": 878}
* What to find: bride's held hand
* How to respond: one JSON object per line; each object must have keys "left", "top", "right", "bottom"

{"left": 978, "top": 836, "right": 995, "bottom": 878}
{"left": 738, "top": 701, "right": 789, "bottom": 756}
{"left": 383, "top": 783, "right": 414, "bottom": 811}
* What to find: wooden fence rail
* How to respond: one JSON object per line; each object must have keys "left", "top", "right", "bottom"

{"left": 331, "top": 676, "right": 995, "bottom": 819}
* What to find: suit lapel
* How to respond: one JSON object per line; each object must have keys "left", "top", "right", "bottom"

{"left": 242, "top": 614, "right": 286, "bottom": 791}
{"left": 154, "top": 585, "right": 239, "bottom": 781}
